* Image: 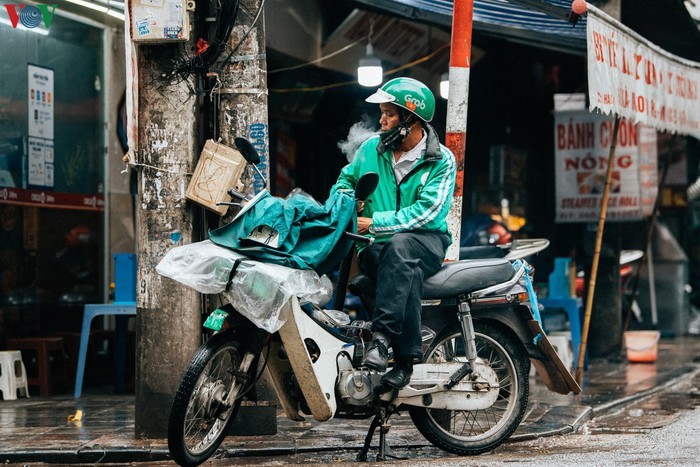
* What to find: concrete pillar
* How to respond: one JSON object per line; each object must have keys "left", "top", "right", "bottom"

{"left": 213, "top": 0, "right": 278, "bottom": 433}
{"left": 216, "top": 0, "right": 270, "bottom": 194}
{"left": 134, "top": 45, "right": 202, "bottom": 438}
{"left": 444, "top": 0, "right": 474, "bottom": 261}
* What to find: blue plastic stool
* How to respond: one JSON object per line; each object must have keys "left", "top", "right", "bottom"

{"left": 539, "top": 297, "right": 583, "bottom": 370}
{"left": 548, "top": 258, "right": 572, "bottom": 299}
{"left": 74, "top": 253, "right": 137, "bottom": 399}
{"left": 540, "top": 257, "right": 586, "bottom": 371}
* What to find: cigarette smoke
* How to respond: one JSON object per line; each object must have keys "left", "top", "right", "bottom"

{"left": 337, "top": 115, "right": 378, "bottom": 163}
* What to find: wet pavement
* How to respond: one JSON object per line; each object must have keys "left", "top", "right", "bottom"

{"left": 0, "top": 337, "right": 699, "bottom": 465}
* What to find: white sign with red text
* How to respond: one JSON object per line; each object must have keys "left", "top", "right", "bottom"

{"left": 555, "top": 111, "right": 657, "bottom": 223}
{"left": 587, "top": 6, "right": 700, "bottom": 139}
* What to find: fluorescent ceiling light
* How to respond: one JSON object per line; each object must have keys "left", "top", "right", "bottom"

{"left": 65, "top": 0, "right": 109, "bottom": 13}
{"left": 107, "top": 9, "right": 124, "bottom": 20}
{"left": 440, "top": 72, "right": 449, "bottom": 99}
{"left": 95, "top": 0, "right": 126, "bottom": 9}
{"left": 357, "top": 43, "right": 383, "bottom": 87}
{"left": 0, "top": 17, "right": 49, "bottom": 35}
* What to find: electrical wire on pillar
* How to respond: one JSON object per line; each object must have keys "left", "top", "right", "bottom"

{"left": 212, "top": 0, "right": 266, "bottom": 74}
{"left": 199, "top": 0, "right": 266, "bottom": 140}
{"left": 194, "top": 0, "right": 266, "bottom": 137}
{"left": 148, "top": 0, "right": 242, "bottom": 88}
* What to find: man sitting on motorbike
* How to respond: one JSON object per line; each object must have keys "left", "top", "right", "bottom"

{"left": 331, "top": 77, "right": 456, "bottom": 389}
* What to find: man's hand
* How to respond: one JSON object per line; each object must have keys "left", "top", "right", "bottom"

{"left": 357, "top": 217, "right": 373, "bottom": 234}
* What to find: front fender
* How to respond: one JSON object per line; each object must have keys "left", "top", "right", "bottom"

{"left": 472, "top": 305, "right": 581, "bottom": 395}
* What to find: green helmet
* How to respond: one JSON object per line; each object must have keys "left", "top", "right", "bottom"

{"left": 366, "top": 77, "right": 435, "bottom": 122}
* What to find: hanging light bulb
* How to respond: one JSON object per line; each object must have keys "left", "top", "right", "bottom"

{"left": 440, "top": 72, "right": 450, "bottom": 99}
{"left": 357, "top": 43, "right": 383, "bottom": 87}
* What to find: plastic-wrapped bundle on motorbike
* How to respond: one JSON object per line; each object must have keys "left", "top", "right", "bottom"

{"left": 157, "top": 240, "right": 333, "bottom": 332}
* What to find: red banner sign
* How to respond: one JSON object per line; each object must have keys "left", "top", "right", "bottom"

{"left": 0, "top": 187, "right": 104, "bottom": 211}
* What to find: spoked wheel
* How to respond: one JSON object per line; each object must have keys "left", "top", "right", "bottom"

{"left": 168, "top": 331, "right": 257, "bottom": 467}
{"left": 409, "top": 320, "right": 530, "bottom": 455}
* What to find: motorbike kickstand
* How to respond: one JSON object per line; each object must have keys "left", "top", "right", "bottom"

{"left": 377, "top": 416, "right": 408, "bottom": 461}
{"left": 356, "top": 413, "right": 382, "bottom": 462}
{"left": 356, "top": 403, "right": 408, "bottom": 462}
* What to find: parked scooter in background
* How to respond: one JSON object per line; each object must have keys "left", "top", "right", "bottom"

{"left": 461, "top": 213, "right": 512, "bottom": 248}
{"left": 459, "top": 213, "right": 549, "bottom": 263}
{"left": 573, "top": 249, "right": 645, "bottom": 322}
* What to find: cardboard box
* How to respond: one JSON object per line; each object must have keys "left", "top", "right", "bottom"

{"left": 186, "top": 140, "right": 246, "bottom": 216}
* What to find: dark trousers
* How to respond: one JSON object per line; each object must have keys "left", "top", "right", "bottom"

{"left": 358, "top": 231, "right": 450, "bottom": 359}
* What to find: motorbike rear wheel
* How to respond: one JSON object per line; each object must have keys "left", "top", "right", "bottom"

{"left": 409, "top": 320, "right": 529, "bottom": 455}
{"left": 167, "top": 331, "right": 256, "bottom": 466}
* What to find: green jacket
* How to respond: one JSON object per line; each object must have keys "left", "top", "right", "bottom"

{"left": 331, "top": 124, "right": 456, "bottom": 246}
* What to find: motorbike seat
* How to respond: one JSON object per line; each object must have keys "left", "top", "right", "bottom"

{"left": 348, "top": 258, "right": 515, "bottom": 300}
{"left": 422, "top": 258, "right": 515, "bottom": 299}
{"left": 458, "top": 245, "right": 506, "bottom": 260}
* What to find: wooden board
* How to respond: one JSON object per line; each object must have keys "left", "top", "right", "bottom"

{"left": 528, "top": 320, "right": 582, "bottom": 395}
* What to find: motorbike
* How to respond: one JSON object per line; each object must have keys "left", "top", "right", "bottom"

{"left": 160, "top": 138, "right": 580, "bottom": 467}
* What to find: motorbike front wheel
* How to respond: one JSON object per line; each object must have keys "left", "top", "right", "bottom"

{"left": 409, "top": 320, "right": 530, "bottom": 455}
{"left": 167, "top": 331, "right": 257, "bottom": 467}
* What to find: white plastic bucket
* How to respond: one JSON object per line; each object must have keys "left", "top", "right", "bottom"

{"left": 624, "top": 330, "right": 660, "bottom": 363}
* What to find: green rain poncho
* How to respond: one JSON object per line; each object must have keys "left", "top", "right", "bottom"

{"left": 209, "top": 190, "right": 357, "bottom": 276}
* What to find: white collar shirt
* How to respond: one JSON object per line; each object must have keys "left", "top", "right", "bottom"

{"left": 392, "top": 130, "right": 427, "bottom": 183}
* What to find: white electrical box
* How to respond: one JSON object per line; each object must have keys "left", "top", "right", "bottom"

{"left": 131, "top": 0, "right": 190, "bottom": 43}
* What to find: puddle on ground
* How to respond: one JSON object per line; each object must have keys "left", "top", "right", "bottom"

{"left": 625, "top": 363, "right": 658, "bottom": 388}
{"left": 588, "top": 390, "right": 700, "bottom": 434}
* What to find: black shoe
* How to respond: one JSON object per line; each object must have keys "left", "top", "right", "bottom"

{"left": 380, "top": 359, "right": 413, "bottom": 389}
{"left": 364, "top": 332, "right": 390, "bottom": 372}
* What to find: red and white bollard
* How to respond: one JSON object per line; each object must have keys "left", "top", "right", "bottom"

{"left": 444, "top": 0, "right": 474, "bottom": 260}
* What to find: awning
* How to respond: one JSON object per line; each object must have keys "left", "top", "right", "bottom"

{"left": 349, "top": 0, "right": 588, "bottom": 54}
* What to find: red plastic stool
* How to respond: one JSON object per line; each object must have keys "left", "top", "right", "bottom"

{"left": 6, "top": 337, "right": 68, "bottom": 396}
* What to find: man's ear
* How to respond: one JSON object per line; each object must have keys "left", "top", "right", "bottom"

{"left": 407, "top": 116, "right": 423, "bottom": 133}
{"left": 398, "top": 108, "right": 413, "bottom": 123}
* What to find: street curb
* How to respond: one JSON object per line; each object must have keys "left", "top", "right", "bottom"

{"left": 510, "top": 405, "right": 593, "bottom": 441}
{"left": 3, "top": 365, "right": 698, "bottom": 464}
{"left": 590, "top": 364, "right": 700, "bottom": 418}
{"left": 1, "top": 448, "right": 171, "bottom": 464}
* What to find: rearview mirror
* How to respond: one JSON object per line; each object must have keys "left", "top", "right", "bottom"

{"left": 355, "top": 172, "right": 379, "bottom": 201}
{"left": 234, "top": 137, "right": 266, "bottom": 189}
{"left": 234, "top": 137, "right": 261, "bottom": 165}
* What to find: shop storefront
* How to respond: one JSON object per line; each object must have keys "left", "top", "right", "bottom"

{"left": 0, "top": 7, "right": 121, "bottom": 343}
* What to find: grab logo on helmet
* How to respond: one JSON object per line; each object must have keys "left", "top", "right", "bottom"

{"left": 405, "top": 96, "right": 426, "bottom": 111}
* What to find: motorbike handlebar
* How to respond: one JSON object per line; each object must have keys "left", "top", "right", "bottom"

{"left": 344, "top": 231, "right": 374, "bottom": 245}
{"left": 227, "top": 188, "right": 248, "bottom": 201}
